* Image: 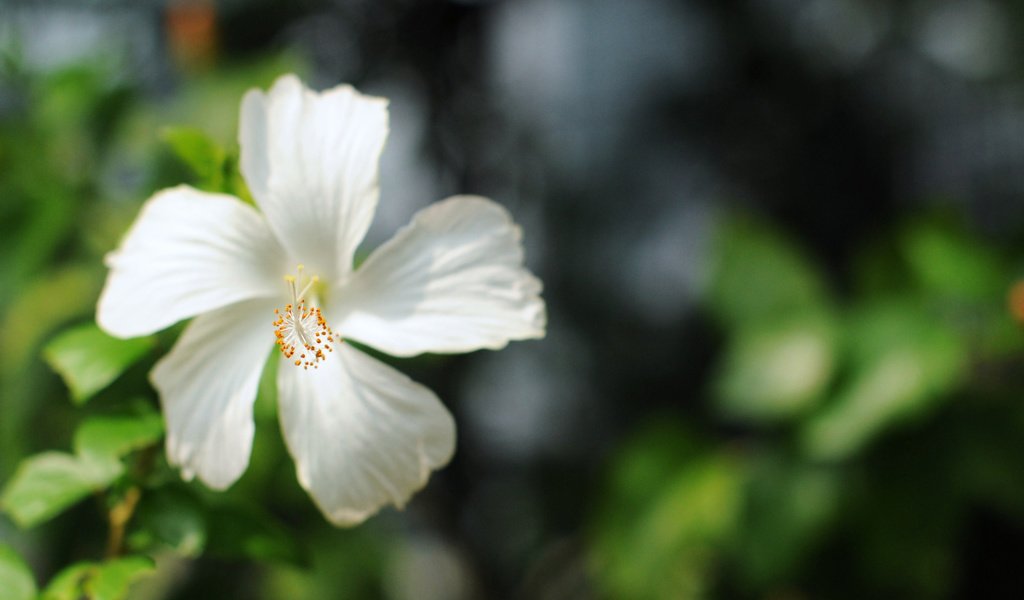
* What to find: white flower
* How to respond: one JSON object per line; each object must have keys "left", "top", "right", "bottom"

{"left": 96, "top": 74, "right": 546, "bottom": 526}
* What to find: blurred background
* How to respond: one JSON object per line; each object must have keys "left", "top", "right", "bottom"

{"left": 3, "top": 0, "right": 1024, "bottom": 598}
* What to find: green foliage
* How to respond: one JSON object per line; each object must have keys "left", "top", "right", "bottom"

{"left": 161, "top": 126, "right": 227, "bottom": 190}
{"left": 125, "top": 485, "right": 310, "bottom": 566}
{"left": 0, "top": 266, "right": 102, "bottom": 480}
{"left": 592, "top": 211, "right": 1024, "bottom": 598}
{"left": 43, "top": 323, "right": 153, "bottom": 405}
{"left": 42, "top": 556, "right": 154, "bottom": 600}
{"left": 205, "top": 503, "right": 306, "bottom": 566}
{"left": 713, "top": 315, "right": 836, "bottom": 421}
{"left": 43, "top": 564, "right": 94, "bottom": 600}
{"left": 1, "top": 451, "right": 122, "bottom": 528}
{"left": 802, "top": 300, "right": 967, "bottom": 461}
{"left": 0, "top": 266, "right": 100, "bottom": 381}
{"left": 708, "top": 218, "right": 838, "bottom": 423}
{"left": 128, "top": 487, "right": 206, "bottom": 557}
{"left": 160, "top": 126, "right": 253, "bottom": 202}
{"left": 708, "top": 215, "right": 983, "bottom": 458}
{"left": 708, "top": 218, "right": 831, "bottom": 329}
{"left": 902, "top": 221, "right": 1006, "bottom": 302}
{"left": 0, "top": 544, "right": 37, "bottom": 600}
{"left": 591, "top": 422, "right": 744, "bottom": 599}
{"left": 262, "top": 527, "right": 387, "bottom": 600}
{"left": 733, "top": 456, "right": 838, "bottom": 588}
{"left": 900, "top": 221, "right": 1021, "bottom": 356}
{"left": 1, "top": 407, "right": 163, "bottom": 528}
{"left": 73, "top": 411, "right": 164, "bottom": 461}
{"left": 0, "top": 64, "right": 127, "bottom": 302}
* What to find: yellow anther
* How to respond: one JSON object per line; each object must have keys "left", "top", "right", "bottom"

{"left": 274, "top": 263, "right": 340, "bottom": 370}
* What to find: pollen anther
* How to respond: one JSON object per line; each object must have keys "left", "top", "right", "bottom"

{"left": 273, "top": 265, "right": 341, "bottom": 369}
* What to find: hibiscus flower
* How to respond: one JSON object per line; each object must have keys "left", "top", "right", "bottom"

{"left": 96, "top": 74, "right": 546, "bottom": 525}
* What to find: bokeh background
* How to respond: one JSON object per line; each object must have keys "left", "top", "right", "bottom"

{"left": 4, "top": 0, "right": 1024, "bottom": 598}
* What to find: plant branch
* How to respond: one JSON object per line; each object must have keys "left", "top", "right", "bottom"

{"left": 105, "top": 485, "right": 141, "bottom": 558}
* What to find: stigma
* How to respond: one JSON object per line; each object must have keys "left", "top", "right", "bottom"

{"left": 273, "top": 265, "right": 337, "bottom": 369}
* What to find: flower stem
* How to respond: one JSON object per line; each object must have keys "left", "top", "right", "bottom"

{"left": 105, "top": 485, "right": 141, "bottom": 558}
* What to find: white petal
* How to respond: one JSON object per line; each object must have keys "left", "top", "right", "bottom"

{"left": 97, "top": 185, "right": 286, "bottom": 338}
{"left": 277, "top": 344, "right": 455, "bottom": 526}
{"left": 332, "top": 196, "right": 546, "bottom": 357}
{"left": 151, "top": 298, "right": 276, "bottom": 490}
{"left": 239, "top": 74, "right": 388, "bottom": 279}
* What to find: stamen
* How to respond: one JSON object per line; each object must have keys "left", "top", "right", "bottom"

{"left": 273, "top": 265, "right": 341, "bottom": 369}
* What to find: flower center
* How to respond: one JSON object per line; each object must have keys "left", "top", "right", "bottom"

{"left": 273, "top": 265, "right": 336, "bottom": 369}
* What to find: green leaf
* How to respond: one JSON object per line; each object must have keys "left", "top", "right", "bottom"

{"left": 708, "top": 218, "right": 831, "bottom": 330}
{"left": 42, "top": 563, "right": 93, "bottom": 600}
{"left": 1, "top": 405, "right": 161, "bottom": 528}
{"left": 160, "top": 126, "right": 225, "bottom": 191}
{"left": 42, "top": 557, "right": 154, "bottom": 600}
{"left": 43, "top": 323, "right": 153, "bottom": 405}
{"left": 0, "top": 544, "right": 37, "bottom": 600}
{"left": 1, "top": 452, "right": 122, "bottom": 528}
{"left": 262, "top": 527, "right": 386, "bottom": 600}
{"left": 714, "top": 316, "right": 836, "bottom": 422}
{"left": 206, "top": 503, "right": 305, "bottom": 565}
{"left": 902, "top": 221, "right": 1006, "bottom": 302}
{"left": 86, "top": 556, "right": 154, "bottom": 600}
{"left": 128, "top": 487, "right": 206, "bottom": 557}
{"left": 225, "top": 152, "right": 255, "bottom": 204}
{"left": 802, "top": 300, "right": 967, "bottom": 461}
{"left": 592, "top": 422, "right": 744, "bottom": 599}
{"left": 1, "top": 266, "right": 100, "bottom": 381}
{"left": 0, "top": 265, "right": 100, "bottom": 480}
{"left": 73, "top": 411, "right": 164, "bottom": 461}
{"left": 734, "top": 457, "right": 838, "bottom": 588}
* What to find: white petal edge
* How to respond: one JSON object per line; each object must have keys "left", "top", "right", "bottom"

{"left": 97, "top": 185, "right": 286, "bottom": 338}
{"left": 239, "top": 74, "right": 389, "bottom": 280}
{"left": 151, "top": 298, "right": 277, "bottom": 490}
{"left": 331, "top": 196, "right": 547, "bottom": 357}
{"left": 277, "top": 343, "right": 456, "bottom": 526}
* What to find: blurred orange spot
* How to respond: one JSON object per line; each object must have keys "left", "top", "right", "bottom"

{"left": 166, "top": 0, "right": 218, "bottom": 73}
{"left": 1008, "top": 281, "right": 1024, "bottom": 323}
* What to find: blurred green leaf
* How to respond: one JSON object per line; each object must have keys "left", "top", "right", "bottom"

{"left": 902, "top": 221, "right": 1006, "bottom": 302}
{"left": 714, "top": 316, "right": 836, "bottom": 422}
{"left": 901, "top": 220, "right": 1021, "bottom": 357}
{"left": 1, "top": 265, "right": 99, "bottom": 380}
{"left": 802, "top": 301, "right": 967, "bottom": 461}
{"left": 160, "top": 126, "right": 225, "bottom": 191}
{"left": 128, "top": 487, "right": 206, "bottom": 557}
{"left": 1, "top": 452, "right": 122, "bottom": 528}
{"left": 206, "top": 503, "right": 305, "bottom": 565}
{"left": 708, "top": 218, "right": 831, "bottom": 329}
{"left": 42, "top": 556, "right": 154, "bottom": 600}
{"left": 87, "top": 556, "right": 154, "bottom": 600}
{"left": 264, "top": 527, "right": 386, "bottom": 600}
{"left": 73, "top": 410, "right": 164, "bottom": 461}
{"left": 225, "top": 152, "right": 255, "bottom": 204}
{"left": 735, "top": 457, "right": 838, "bottom": 588}
{"left": 592, "top": 422, "right": 743, "bottom": 599}
{"left": 43, "top": 323, "right": 153, "bottom": 405}
{"left": 0, "top": 544, "right": 37, "bottom": 600}
{"left": 42, "top": 563, "right": 93, "bottom": 600}
{"left": 598, "top": 421, "right": 704, "bottom": 514}
{"left": 0, "top": 265, "right": 100, "bottom": 480}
